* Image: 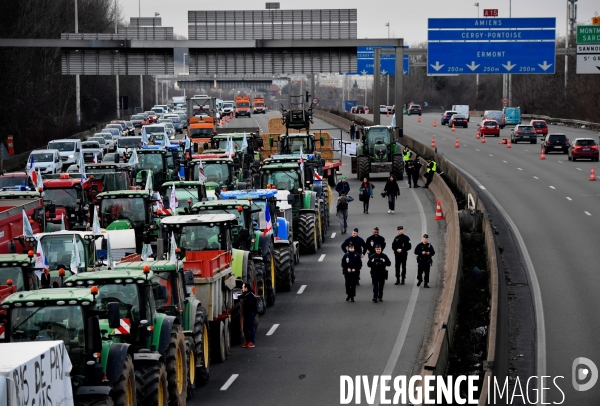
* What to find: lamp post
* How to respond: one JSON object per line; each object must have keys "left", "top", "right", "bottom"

{"left": 115, "top": 0, "right": 120, "bottom": 119}
{"left": 474, "top": 2, "right": 479, "bottom": 17}
{"left": 385, "top": 22, "right": 390, "bottom": 38}
{"left": 474, "top": 3, "right": 480, "bottom": 108}
{"left": 74, "top": 0, "right": 81, "bottom": 126}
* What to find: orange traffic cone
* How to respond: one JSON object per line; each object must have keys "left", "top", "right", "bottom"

{"left": 418, "top": 116, "right": 421, "bottom": 123}
{"left": 431, "top": 137, "right": 436, "bottom": 148}
{"left": 540, "top": 149, "right": 545, "bottom": 160}
{"left": 507, "top": 139, "right": 512, "bottom": 148}
{"left": 434, "top": 200, "right": 444, "bottom": 220}
{"left": 433, "top": 119, "right": 437, "bottom": 127}
{"left": 481, "top": 135, "right": 486, "bottom": 143}
{"left": 455, "top": 137, "right": 460, "bottom": 148}
{"left": 590, "top": 167, "right": 596, "bottom": 181}
{"left": 451, "top": 124, "right": 456, "bottom": 132}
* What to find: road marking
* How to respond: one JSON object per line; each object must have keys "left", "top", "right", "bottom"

{"left": 318, "top": 254, "right": 326, "bottom": 262}
{"left": 525, "top": 149, "right": 529, "bottom": 152}
{"left": 549, "top": 186, "right": 556, "bottom": 189}
{"left": 517, "top": 168, "right": 523, "bottom": 171}
{"left": 476, "top": 149, "right": 480, "bottom": 151}
{"left": 297, "top": 285, "right": 307, "bottom": 294}
{"left": 533, "top": 176, "right": 539, "bottom": 179}
{"left": 577, "top": 168, "right": 582, "bottom": 171}
{"left": 585, "top": 211, "right": 592, "bottom": 216}
{"left": 331, "top": 232, "right": 336, "bottom": 238}
{"left": 220, "top": 374, "right": 239, "bottom": 391}
{"left": 566, "top": 197, "right": 572, "bottom": 201}
{"left": 489, "top": 154, "right": 494, "bottom": 157}
{"left": 266, "top": 324, "right": 280, "bottom": 336}
{"left": 557, "top": 161, "right": 563, "bottom": 163}
{"left": 503, "top": 160, "right": 507, "bottom": 163}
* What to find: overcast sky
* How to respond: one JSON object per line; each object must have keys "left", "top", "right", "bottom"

{"left": 121, "top": 0, "right": 598, "bottom": 44}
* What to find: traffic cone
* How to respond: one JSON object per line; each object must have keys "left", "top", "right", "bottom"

{"left": 476, "top": 132, "right": 480, "bottom": 139}
{"left": 481, "top": 135, "right": 486, "bottom": 143}
{"left": 431, "top": 136, "right": 436, "bottom": 148}
{"left": 433, "top": 119, "right": 437, "bottom": 127}
{"left": 540, "top": 149, "right": 545, "bottom": 160}
{"left": 434, "top": 200, "right": 444, "bottom": 220}
{"left": 451, "top": 124, "right": 456, "bottom": 132}
{"left": 507, "top": 139, "right": 512, "bottom": 148}
{"left": 418, "top": 116, "right": 421, "bottom": 123}
{"left": 590, "top": 167, "right": 596, "bottom": 181}
{"left": 455, "top": 137, "right": 460, "bottom": 148}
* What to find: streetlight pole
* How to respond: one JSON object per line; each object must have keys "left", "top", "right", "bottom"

{"left": 385, "top": 22, "right": 390, "bottom": 39}
{"left": 474, "top": 3, "right": 479, "bottom": 109}
{"left": 74, "top": 0, "right": 81, "bottom": 126}
{"left": 115, "top": 0, "right": 120, "bottom": 119}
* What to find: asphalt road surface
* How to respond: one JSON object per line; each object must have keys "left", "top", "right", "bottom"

{"left": 365, "top": 111, "right": 600, "bottom": 403}
{"left": 186, "top": 112, "right": 447, "bottom": 405}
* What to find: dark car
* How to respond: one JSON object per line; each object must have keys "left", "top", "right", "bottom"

{"left": 510, "top": 124, "right": 537, "bottom": 144}
{"left": 568, "top": 138, "right": 599, "bottom": 162}
{"left": 541, "top": 133, "right": 569, "bottom": 154}
{"left": 408, "top": 104, "right": 422, "bottom": 116}
{"left": 441, "top": 110, "right": 458, "bottom": 125}
{"left": 355, "top": 105, "right": 366, "bottom": 114}
{"left": 449, "top": 114, "right": 468, "bottom": 128}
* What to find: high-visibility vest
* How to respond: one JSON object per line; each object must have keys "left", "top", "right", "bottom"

{"left": 403, "top": 150, "right": 410, "bottom": 161}
{"left": 427, "top": 161, "right": 437, "bottom": 173}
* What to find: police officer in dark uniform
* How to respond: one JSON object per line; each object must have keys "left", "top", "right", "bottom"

{"left": 341, "top": 244, "right": 362, "bottom": 302}
{"left": 405, "top": 155, "right": 415, "bottom": 188}
{"left": 365, "top": 227, "right": 386, "bottom": 256}
{"left": 368, "top": 245, "right": 391, "bottom": 302}
{"left": 414, "top": 234, "right": 435, "bottom": 288}
{"left": 391, "top": 226, "right": 412, "bottom": 285}
{"left": 413, "top": 154, "right": 422, "bottom": 188}
{"left": 341, "top": 228, "right": 367, "bottom": 285}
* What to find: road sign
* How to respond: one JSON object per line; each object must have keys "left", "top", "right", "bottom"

{"left": 428, "top": 17, "right": 556, "bottom": 75}
{"left": 353, "top": 46, "right": 409, "bottom": 75}
{"left": 312, "top": 97, "right": 319, "bottom": 105}
{"left": 577, "top": 26, "right": 600, "bottom": 44}
{"left": 577, "top": 44, "right": 600, "bottom": 53}
{"left": 593, "top": 17, "right": 600, "bottom": 26}
{"left": 502, "top": 97, "right": 508, "bottom": 104}
{"left": 484, "top": 9, "right": 498, "bottom": 17}
{"left": 576, "top": 54, "right": 600, "bottom": 74}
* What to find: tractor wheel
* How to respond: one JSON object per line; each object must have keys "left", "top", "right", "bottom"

{"left": 185, "top": 337, "right": 196, "bottom": 399}
{"left": 297, "top": 213, "right": 318, "bottom": 254}
{"left": 274, "top": 245, "right": 293, "bottom": 292}
{"left": 254, "top": 262, "right": 267, "bottom": 315}
{"left": 357, "top": 155, "right": 370, "bottom": 181}
{"left": 75, "top": 396, "right": 115, "bottom": 406}
{"left": 111, "top": 354, "right": 136, "bottom": 406}
{"left": 210, "top": 320, "right": 226, "bottom": 364}
{"left": 223, "top": 318, "right": 231, "bottom": 358}
{"left": 134, "top": 362, "right": 168, "bottom": 406}
{"left": 322, "top": 187, "right": 330, "bottom": 227}
{"left": 316, "top": 212, "right": 322, "bottom": 249}
{"left": 319, "top": 200, "right": 327, "bottom": 239}
{"left": 193, "top": 308, "right": 210, "bottom": 385}
{"left": 263, "top": 245, "right": 276, "bottom": 307}
{"left": 392, "top": 154, "right": 404, "bottom": 180}
{"left": 166, "top": 325, "right": 188, "bottom": 406}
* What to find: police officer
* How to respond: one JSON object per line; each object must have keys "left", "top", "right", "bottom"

{"left": 341, "top": 228, "right": 367, "bottom": 257}
{"left": 365, "top": 227, "right": 386, "bottom": 256}
{"left": 341, "top": 243, "right": 362, "bottom": 302}
{"left": 368, "top": 245, "right": 391, "bottom": 302}
{"left": 403, "top": 146, "right": 411, "bottom": 162}
{"left": 413, "top": 154, "right": 422, "bottom": 188}
{"left": 405, "top": 155, "right": 415, "bottom": 188}
{"left": 424, "top": 157, "right": 437, "bottom": 188}
{"left": 414, "top": 234, "right": 435, "bottom": 288}
{"left": 391, "top": 226, "right": 412, "bottom": 285}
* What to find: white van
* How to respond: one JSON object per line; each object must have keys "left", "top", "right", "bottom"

{"left": 452, "top": 105, "right": 470, "bottom": 122}
{"left": 28, "top": 149, "right": 62, "bottom": 174}
{"left": 117, "top": 136, "right": 142, "bottom": 155}
{"left": 47, "top": 139, "right": 82, "bottom": 170}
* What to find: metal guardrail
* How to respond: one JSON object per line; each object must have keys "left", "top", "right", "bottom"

{"left": 521, "top": 114, "right": 600, "bottom": 131}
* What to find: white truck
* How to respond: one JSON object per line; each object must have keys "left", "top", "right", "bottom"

{"left": 172, "top": 96, "right": 186, "bottom": 108}
{"left": 452, "top": 105, "right": 470, "bottom": 122}
{"left": 0, "top": 341, "right": 74, "bottom": 406}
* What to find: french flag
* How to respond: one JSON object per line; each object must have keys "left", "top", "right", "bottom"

{"left": 264, "top": 202, "right": 272, "bottom": 236}
{"left": 313, "top": 170, "right": 323, "bottom": 182}
{"left": 28, "top": 155, "right": 37, "bottom": 186}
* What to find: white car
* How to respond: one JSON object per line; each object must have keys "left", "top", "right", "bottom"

{"left": 47, "top": 139, "right": 82, "bottom": 170}
{"left": 27, "top": 149, "right": 62, "bottom": 174}
{"left": 96, "top": 132, "right": 116, "bottom": 152}
{"left": 88, "top": 136, "right": 109, "bottom": 154}
{"left": 81, "top": 141, "right": 104, "bottom": 163}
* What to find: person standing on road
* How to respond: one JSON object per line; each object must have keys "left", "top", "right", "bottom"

{"left": 342, "top": 244, "right": 362, "bottom": 302}
{"left": 335, "top": 175, "right": 350, "bottom": 196}
{"left": 368, "top": 245, "right": 391, "bottom": 302}
{"left": 412, "top": 155, "right": 422, "bottom": 188}
{"left": 403, "top": 146, "right": 411, "bottom": 162}
{"left": 336, "top": 193, "right": 350, "bottom": 234}
{"left": 358, "top": 177, "right": 374, "bottom": 214}
{"left": 414, "top": 234, "right": 435, "bottom": 288}
{"left": 342, "top": 228, "right": 367, "bottom": 285}
{"left": 424, "top": 157, "right": 437, "bottom": 188}
{"left": 405, "top": 155, "right": 415, "bottom": 188}
{"left": 383, "top": 174, "right": 400, "bottom": 213}
{"left": 241, "top": 283, "right": 257, "bottom": 348}
{"left": 391, "top": 226, "right": 412, "bottom": 285}
{"left": 365, "top": 227, "right": 386, "bottom": 256}
{"left": 349, "top": 121, "right": 357, "bottom": 141}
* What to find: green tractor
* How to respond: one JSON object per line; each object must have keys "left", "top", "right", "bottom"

{"left": 353, "top": 125, "right": 404, "bottom": 180}
{"left": 1, "top": 286, "right": 156, "bottom": 406}
{"left": 131, "top": 147, "right": 182, "bottom": 190}
{"left": 160, "top": 180, "right": 208, "bottom": 215}
{"left": 209, "top": 132, "right": 264, "bottom": 183}
{"left": 64, "top": 268, "right": 188, "bottom": 406}
{"left": 259, "top": 161, "right": 322, "bottom": 255}
{"left": 114, "top": 260, "right": 211, "bottom": 397}
{"left": 187, "top": 157, "right": 246, "bottom": 191}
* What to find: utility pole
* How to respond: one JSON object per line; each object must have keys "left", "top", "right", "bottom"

{"left": 565, "top": 0, "right": 578, "bottom": 96}
{"left": 115, "top": 0, "right": 120, "bottom": 119}
{"left": 394, "top": 41, "right": 404, "bottom": 136}
{"left": 373, "top": 48, "right": 381, "bottom": 125}
{"left": 74, "top": 0, "right": 81, "bottom": 127}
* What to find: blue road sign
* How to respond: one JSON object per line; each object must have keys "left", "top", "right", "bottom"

{"left": 427, "top": 42, "right": 556, "bottom": 75}
{"left": 348, "top": 46, "right": 409, "bottom": 75}
{"left": 428, "top": 17, "right": 556, "bottom": 29}
{"left": 428, "top": 29, "right": 556, "bottom": 41}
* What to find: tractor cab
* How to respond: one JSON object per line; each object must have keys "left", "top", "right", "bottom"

{"left": 42, "top": 175, "right": 90, "bottom": 231}
{"left": 188, "top": 157, "right": 239, "bottom": 191}
{"left": 259, "top": 163, "right": 304, "bottom": 212}
{"left": 160, "top": 180, "right": 208, "bottom": 214}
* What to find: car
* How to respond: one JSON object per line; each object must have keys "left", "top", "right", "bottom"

{"left": 530, "top": 120, "right": 548, "bottom": 136}
{"left": 163, "top": 114, "right": 184, "bottom": 133}
{"left": 47, "top": 139, "right": 82, "bottom": 169}
{"left": 176, "top": 113, "right": 188, "bottom": 129}
{"left": 483, "top": 110, "right": 504, "bottom": 128}
{"left": 222, "top": 102, "right": 234, "bottom": 115}
{"left": 27, "top": 149, "right": 62, "bottom": 174}
{"left": 157, "top": 120, "right": 176, "bottom": 139}
{"left": 355, "top": 105, "right": 366, "bottom": 114}
{"left": 449, "top": 114, "right": 468, "bottom": 128}
{"left": 568, "top": 138, "right": 599, "bottom": 161}
{"left": 125, "top": 121, "right": 135, "bottom": 134}
{"left": 88, "top": 136, "right": 108, "bottom": 154}
{"left": 379, "top": 105, "right": 389, "bottom": 114}
{"left": 116, "top": 137, "right": 142, "bottom": 155}
{"left": 441, "top": 110, "right": 458, "bottom": 125}
{"left": 452, "top": 105, "right": 470, "bottom": 122}
{"left": 0, "top": 171, "right": 34, "bottom": 191}
{"left": 105, "top": 123, "right": 127, "bottom": 137}
{"left": 81, "top": 141, "right": 104, "bottom": 163}
{"left": 387, "top": 106, "right": 394, "bottom": 114}
{"left": 408, "top": 105, "right": 422, "bottom": 116}
{"left": 541, "top": 133, "right": 569, "bottom": 154}
{"left": 110, "top": 121, "right": 130, "bottom": 136}
{"left": 130, "top": 114, "right": 148, "bottom": 128}
{"left": 144, "top": 111, "right": 158, "bottom": 122}
{"left": 102, "top": 128, "right": 121, "bottom": 140}
{"left": 151, "top": 107, "right": 166, "bottom": 118}
{"left": 477, "top": 120, "right": 500, "bottom": 137}
{"left": 510, "top": 124, "right": 537, "bottom": 144}
{"left": 102, "top": 153, "right": 119, "bottom": 163}
{"left": 94, "top": 133, "right": 116, "bottom": 152}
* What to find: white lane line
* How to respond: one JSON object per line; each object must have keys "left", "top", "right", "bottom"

{"left": 331, "top": 232, "right": 336, "bottom": 238}
{"left": 549, "top": 186, "right": 556, "bottom": 189}
{"left": 525, "top": 149, "right": 529, "bottom": 152}
{"left": 266, "top": 324, "right": 280, "bottom": 336}
{"left": 577, "top": 168, "right": 582, "bottom": 171}
{"left": 566, "top": 197, "right": 572, "bottom": 201}
{"left": 297, "top": 285, "right": 307, "bottom": 294}
{"left": 220, "top": 374, "right": 239, "bottom": 391}
{"left": 557, "top": 161, "right": 563, "bottom": 163}
{"left": 476, "top": 148, "right": 480, "bottom": 151}
{"left": 503, "top": 160, "right": 507, "bottom": 163}
{"left": 489, "top": 154, "right": 494, "bottom": 157}
{"left": 318, "top": 254, "right": 326, "bottom": 262}
{"left": 533, "top": 176, "right": 539, "bottom": 179}
{"left": 585, "top": 211, "right": 592, "bottom": 216}
{"left": 517, "top": 168, "right": 523, "bottom": 171}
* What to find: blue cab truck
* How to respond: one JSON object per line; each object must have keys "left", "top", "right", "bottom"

{"left": 502, "top": 107, "right": 521, "bottom": 127}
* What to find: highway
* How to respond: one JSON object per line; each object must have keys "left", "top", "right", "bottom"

{"left": 364, "top": 111, "right": 600, "bottom": 402}
{"left": 186, "top": 112, "right": 446, "bottom": 405}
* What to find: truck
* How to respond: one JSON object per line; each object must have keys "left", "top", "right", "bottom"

{"left": 502, "top": 107, "right": 521, "bottom": 126}
{"left": 172, "top": 96, "right": 186, "bottom": 109}
{"left": 42, "top": 174, "right": 91, "bottom": 231}
{"left": 0, "top": 193, "right": 45, "bottom": 254}
{"left": 452, "top": 104, "right": 470, "bottom": 122}
{"left": 187, "top": 96, "right": 218, "bottom": 146}
{"left": 252, "top": 96, "right": 266, "bottom": 114}
{"left": 234, "top": 95, "right": 251, "bottom": 118}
